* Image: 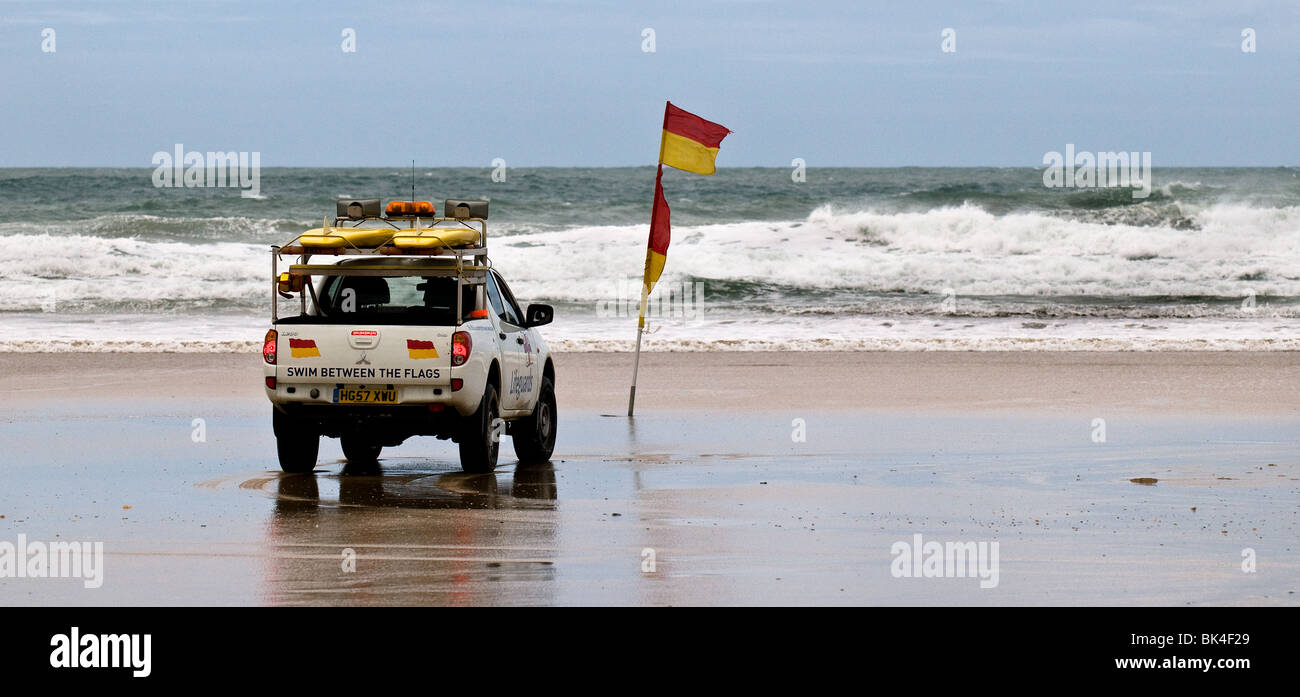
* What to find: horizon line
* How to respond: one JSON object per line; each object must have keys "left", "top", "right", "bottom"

{"left": 1, "top": 164, "right": 1297, "bottom": 169}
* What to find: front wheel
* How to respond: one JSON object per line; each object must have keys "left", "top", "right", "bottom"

{"left": 273, "top": 408, "right": 319, "bottom": 474}
{"left": 513, "top": 376, "right": 556, "bottom": 464}
{"left": 458, "top": 383, "right": 500, "bottom": 474}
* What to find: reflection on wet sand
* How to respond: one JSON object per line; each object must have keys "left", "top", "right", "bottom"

{"left": 264, "top": 461, "right": 559, "bottom": 606}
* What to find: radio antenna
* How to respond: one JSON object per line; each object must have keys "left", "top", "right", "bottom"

{"left": 411, "top": 160, "right": 415, "bottom": 205}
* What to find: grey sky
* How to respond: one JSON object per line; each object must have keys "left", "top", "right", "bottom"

{"left": 1, "top": 0, "right": 1296, "bottom": 166}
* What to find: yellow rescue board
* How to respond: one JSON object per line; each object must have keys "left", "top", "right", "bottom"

{"left": 298, "top": 228, "right": 398, "bottom": 248}
{"left": 390, "top": 229, "right": 480, "bottom": 249}
{"left": 297, "top": 227, "right": 479, "bottom": 249}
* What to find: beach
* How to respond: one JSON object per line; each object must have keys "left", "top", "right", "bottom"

{"left": 1, "top": 350, "right": 1296, "bottom": 606}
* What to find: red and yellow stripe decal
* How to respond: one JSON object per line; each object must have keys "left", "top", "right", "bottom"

{"left": 407, "top": 339, "right": 439, "bottom": 359}
{"left": 288, "top": 338, "right": 320, "bottom": 358}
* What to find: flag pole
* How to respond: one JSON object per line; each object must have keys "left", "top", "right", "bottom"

{"left": 629, "top": 104, "right": 671, "bottom": 418}
{"left": 628, "top": 300, "right": 645, "bottom": 417}
{"left": 629, "top": 161, "right": 664, "bottom": 418}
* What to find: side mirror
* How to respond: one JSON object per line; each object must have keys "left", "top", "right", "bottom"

{"left": 525, "top": 303, "right": 554, "bottom": 328}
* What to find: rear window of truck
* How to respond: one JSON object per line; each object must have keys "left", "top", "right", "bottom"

{"left": 282, "top": 275, "right": 477, "bottom": 326}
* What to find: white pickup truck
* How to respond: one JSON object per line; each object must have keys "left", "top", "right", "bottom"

{"left": 262, "top": 199, "right": 557, "bottom": 474}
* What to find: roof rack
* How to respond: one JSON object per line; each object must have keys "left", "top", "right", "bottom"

{"left": 278, "top": 197, "right": 491, "bottom": 255}
{"left": 270, "top": 199, "right": 493, "bottom": 322}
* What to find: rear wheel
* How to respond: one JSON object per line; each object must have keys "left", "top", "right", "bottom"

{"left": 513, "top": 376, "right": 556, "bottom": 464}
{"left": 273, "top": 408, "right": 319, "bottom": 474}
{"left": 458, "top": 383, "right": 500, "bottom": 474}
{"left": 341, "top": 437, "right": 382, "bottom": 466}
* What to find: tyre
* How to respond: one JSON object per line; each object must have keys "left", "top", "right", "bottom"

{"left": 513, "top": 376, "right": 556, "bottom": 464}
{"left": 458, "top": 382, "right": 500, "bottom": 474}
{"left": 273, "top": 408, "right": 319, "bottom": 474}
{"left": 341, "top": 437, "right": 382, "bottom": 466}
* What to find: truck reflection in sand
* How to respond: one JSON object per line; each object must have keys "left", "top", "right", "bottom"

{"left": 263, "top": 461, "right": 558, "bottom": 605}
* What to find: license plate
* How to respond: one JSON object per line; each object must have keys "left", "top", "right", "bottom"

{"left": 333, "top": 387, "right": 398, "bottom": 404}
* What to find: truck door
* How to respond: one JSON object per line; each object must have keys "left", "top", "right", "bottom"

{"left": 486, "top": 271, "right": 533, "bottom": 412}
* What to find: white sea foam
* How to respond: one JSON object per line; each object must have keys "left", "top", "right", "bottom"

{"left": 3, "top": 202, "right": 1299, "bottom": 350}
{"left": 6, "top": 204, "right": 1300, "bottom": 304}
{"left": 0, "top": 233, "right": 266, "bottom": 312}
{"left": 492, "top": 202, "right": 1300, "bottom": 300}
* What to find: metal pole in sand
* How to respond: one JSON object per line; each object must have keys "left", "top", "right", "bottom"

{"left": 628, "top": 281, "right": 650, "bottom": 417}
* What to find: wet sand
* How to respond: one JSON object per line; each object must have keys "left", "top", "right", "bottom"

{"left": 0, "top": 351, "right": 1297, "bottom": 605}
{"left": 5, "top": 350, "right": 1300, "bottom": 414}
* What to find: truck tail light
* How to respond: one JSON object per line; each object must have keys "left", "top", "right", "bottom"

{"left": 451, "top": 378, "right": 464, "bottom": 392}
{"left": 263, "top": 329, "right": 277, "bottom": 365}
{"left": 451, "top": 331, "right": 471, "bottom": 366}
{"left": 265, "top": 376, "right": 276, "bottom": 389}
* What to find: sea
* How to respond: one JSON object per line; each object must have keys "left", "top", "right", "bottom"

{"left": 2, "top": 166, "right": 1299, "bottom": 351}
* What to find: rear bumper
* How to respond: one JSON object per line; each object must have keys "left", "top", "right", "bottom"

{"left": 273, "top": 402, "right": 464, "bottom": 444}
{"left": 265, "top": 382, "right": 478, "bottom": 413}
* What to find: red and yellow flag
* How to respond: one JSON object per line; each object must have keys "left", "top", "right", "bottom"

{"left": 644, "top": 168, "right": 672, "bottom": 299}
{"left": 660, "top": 102, "right": 732, "bottom": 175}
{"left": 640, "top": 102, "right": 730, "bottom": 325}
